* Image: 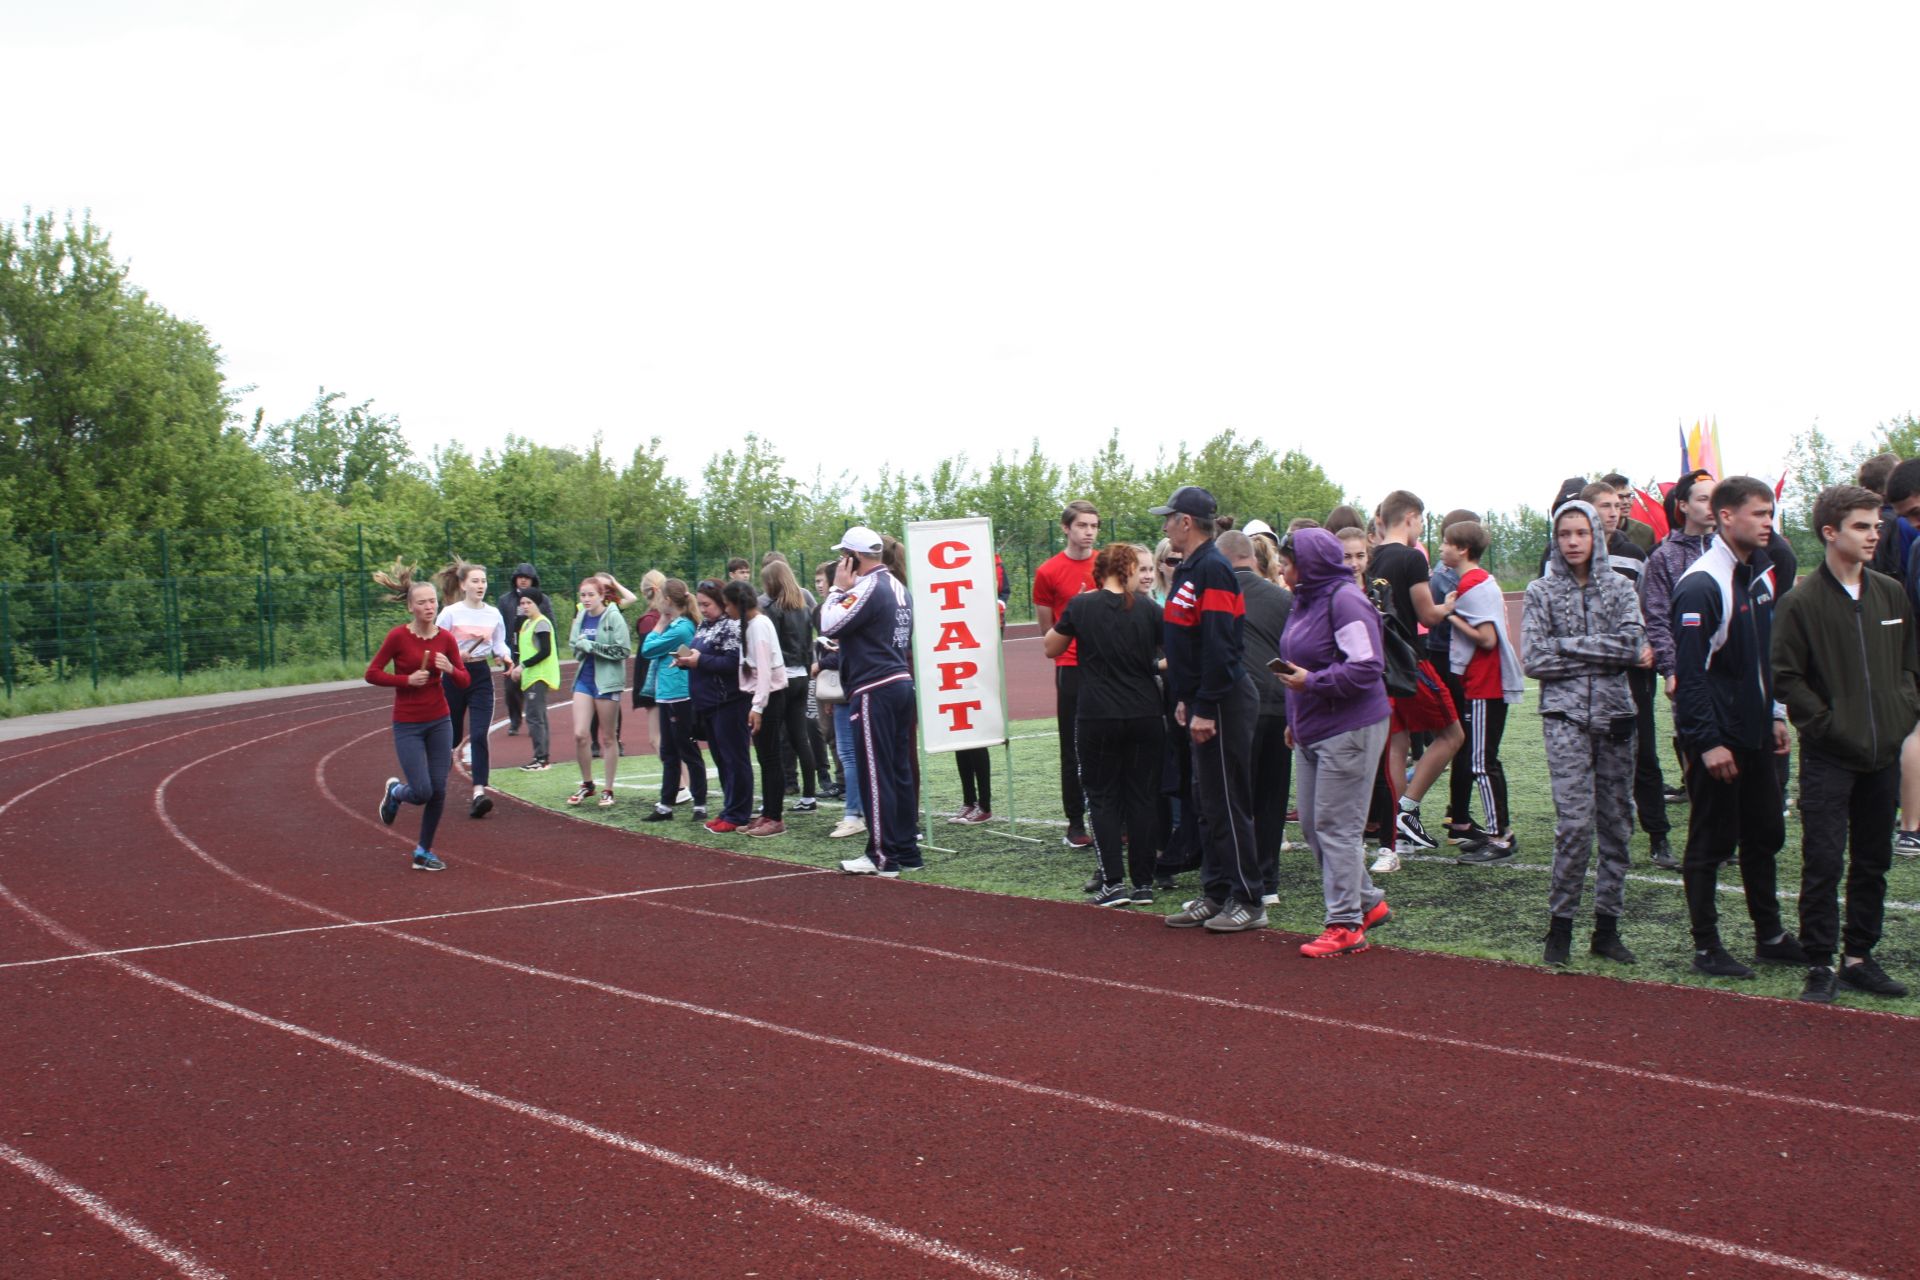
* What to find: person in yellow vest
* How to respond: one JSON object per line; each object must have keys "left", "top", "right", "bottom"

{"left": 512, "top": 594, "right": 561, "bottom": 771}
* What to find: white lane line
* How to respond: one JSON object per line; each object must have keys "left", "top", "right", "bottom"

{"left": 147, "top": 733, "right": 1891, "bottom": 1280}
{"left": 0, "top": 697, "right": 377, "bottom": 820}
{"left": 0, "top": 1139, "right": 228, "bottom": 1280}
{"left": 0, "top": 884, "right": 1036, "bottom": 1280}
{"left": 0, "top": 871, "right": 827, "bottom": 972}
{"left": 0, "top": 705, "right": 233, "bottom": 767}
{"left": 658, "top": 903, "right": 1920, "bottom": 1127}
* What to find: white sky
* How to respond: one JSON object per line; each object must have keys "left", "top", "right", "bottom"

{"left": 8, "top": 1, "right": 1918, "bottom": 510}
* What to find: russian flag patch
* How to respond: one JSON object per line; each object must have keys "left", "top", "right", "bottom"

{"left": 1680, "top": 612, "right": 1702, "bottom": 627}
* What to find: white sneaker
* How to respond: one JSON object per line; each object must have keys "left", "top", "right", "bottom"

{"left": 839, "top": 855, "right": 897, "bottom": 878}
{"left": 1370, "top": 850, "right": 1401, "bottom": 874}
{"left": 461, "top": 744, "right": 472, "bottom": 765}
{"left": 676, "top": 788, "right": 693, "bottom": 804}
{"left": 829, "top": 816, "right": 867, "bottom": 839}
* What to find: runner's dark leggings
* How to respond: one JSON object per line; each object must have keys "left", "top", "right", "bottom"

{"left": 956, "top": 747, "right": 992, "bottom": 811}
{"left": 443, "top": 662, "right": 494, "bottom": 786}
{"left": 392, "top": 717, "right": 452, "bottom": 851}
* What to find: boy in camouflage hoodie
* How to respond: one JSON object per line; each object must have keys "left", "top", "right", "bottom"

{"left": 1521, "top": 500, "right": 1650, "bottom": 967}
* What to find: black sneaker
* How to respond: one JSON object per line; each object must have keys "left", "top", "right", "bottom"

{"left": 1691, "top": 947, "right": 1755, "bottom": 979}
{"left": 794, "top": 797, "right": 819, "bottom": 813}
{"left": 642, "top": 805, "right": 673, "bottom": 823}
{"left": 1589, "top": 934, "right": 1637, "bottom": 964}
{"left": 1895, "top": 831, "right": 1920, "bottom": 859}
{"left": 1203, "top": 900, "right": 1269, "bottom": 933}
{"left": 1129, "top": 886, "right": 1154, "bottom": 905}
{"left": 378, "top": 777, "right": 403, "bottom": 826}
{"left": 1446, "top": 821, "right": 1490, "bottom": 846}
{"left": 1456, "top": 836, "right": 1516, "bottom": 865}
{"left": 691, "top": 806, "right": 707, "bottom": 820}
{"left": 1663, "top": 785, "right": 1688, "bottom": 805}
{"left": 1755, "top": 932, "right": 1809, "bottom": 965}
{"left": 1799, "top": 966, "right": 1838, "bottom": 1003}
{"left": 412, "top": 851, "right": 446, "bottom": 872}
{"left": 1838, "top": 956, "right": 1909, "bottom": 997}
{"left": 1394, "top": 809, "right": 1438, "bottom": 850}
{"left": 1091, "top": 884, "right": 1132, "bottom": 908}
{"left": 1648, "top": 836, "right": 1679, "bottom": 870}
{"left": 1063, "top": 828, "right": 1093, "bottom": 849}
{"left": 469, "top": 793, "right": 493, "bottom": 819}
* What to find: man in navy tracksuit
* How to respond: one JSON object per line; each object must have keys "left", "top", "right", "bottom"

{"left": 820, "top": 525, "right": 920, "bottom": 876}
{"left": 1670, "top": 476, "right": 1806, "bottom": 978}
{"left": 1152, "top": 486, "right": 1266, "bottom": 932}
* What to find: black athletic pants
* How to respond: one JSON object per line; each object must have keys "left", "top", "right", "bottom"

{"left": 1628, "top": 666, "right": 1669, "bottom": 837}
{"left": 657, "top": 700, "right": 708, "bottom": 809}
{"left": 1191, "top": 675, "right": 1263, "bottom": 907}
{"left": 956, "top": 747, "right": 992, "bottom": 811}
{"left": 753, "top": 688, "right": 794, "bottom": 821}
{"left": 1055, "top": 666, "right": 1085, "bottom": 832}
{"left": 1077, "top": 716, "right": 1164, "bottom": 889}
{"left": 1251, "top": 714, "right": 1293, "bottom": 896}
{"left": 1681, "top": 745, "right": 1785, "bottom": 948}
{"left": 1797, "top": 750, "right": 1899, "bottom": 965}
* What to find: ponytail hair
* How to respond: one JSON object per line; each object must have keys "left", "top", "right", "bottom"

{"left": 660, "top": 577, "right": 696, "bottom": 621}
{"left": 434, "top": 559, "right": 482, "bottom": 604}
{"left": 373, "top": 558, "right": 434, "bottom": 605}
{"left": 1093, "top": 542, "right": 1145, "bottom": 609}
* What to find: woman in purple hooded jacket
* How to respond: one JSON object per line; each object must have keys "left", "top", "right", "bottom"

{"left": 1276, "top": 528, "right": 1395, "bottom": 958}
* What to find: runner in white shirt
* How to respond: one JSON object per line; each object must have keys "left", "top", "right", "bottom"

{"left": 435, "top": 561, "right": 510, "bottom": 818}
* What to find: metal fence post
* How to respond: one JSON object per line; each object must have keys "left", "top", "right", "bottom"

{"left": 338, "top": 573, "right": 349, "bottom": 661}
{"left": 1, "top": 581, "right": 12, "bottom": 699}
{"left": 256, "top": 577, "right": 268, "bottom": 671}
{"left": 86, "top": 589, "right": 100, "bottom": 689}
{"left": 159, "top": 529, "right": 181, "bottom": 680}
{"left": 262, "top": 527, "right": 276, "bottom": 667}
{"left": 51, "top": 532, "right": 64, "bottom": 682}
{"left": 357, "top": 523, "right": 372, "bottom": 659}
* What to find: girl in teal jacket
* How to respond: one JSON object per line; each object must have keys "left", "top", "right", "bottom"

{"left": 639, "top": 578, "right": 708, "bottom": 822}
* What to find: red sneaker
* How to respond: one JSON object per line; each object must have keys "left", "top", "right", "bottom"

{"left": 703, "top": 819, "right": 739, "bottom": 834}
{"left": 1300, "top": 925, "right": 1369, "bottom": 959}
{"left": 1362, "top": 900, "right": 1392, "bottom": 931}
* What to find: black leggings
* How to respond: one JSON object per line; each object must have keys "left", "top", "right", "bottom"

{"left": 658, "top": 700, "right": 708, "bottom": 809}
{"left": 754, "top": 688, "right": 796, "bottom": 820}
{"left": 773, "top": 676, "right": 817, "bottom": 798}
{"left": 956, "top": 747, "right": 992, "bottom": 811}
{"left": 1078, "top": 715, "right": 1166, "bottom": 889}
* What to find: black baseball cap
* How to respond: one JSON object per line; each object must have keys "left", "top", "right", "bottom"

{"left": 1149, "top": 486, "right": 1217, "bottom": 520}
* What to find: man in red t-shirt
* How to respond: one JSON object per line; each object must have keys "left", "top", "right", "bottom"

{"left": 1033, "top": 499, "right": 1101, "bottom": 846}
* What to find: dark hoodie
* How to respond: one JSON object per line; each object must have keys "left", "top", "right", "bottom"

{"left": 496, "top": 563, "right": 554, "bottom": 645}
{"left": 1279, "top": 528, "right": 1388, "bottom": 746}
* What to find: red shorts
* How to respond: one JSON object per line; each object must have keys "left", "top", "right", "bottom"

{"left": 1390, "top": 661, "right": 1458, "bottom": 734}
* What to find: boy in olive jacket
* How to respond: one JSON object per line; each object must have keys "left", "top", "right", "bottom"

{"left": 1773, "top": 485, "right": 1920, "bottom": 1003}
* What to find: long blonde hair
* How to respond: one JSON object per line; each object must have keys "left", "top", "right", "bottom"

{"left": 373, "top": 558, "right": 433, "bottom": 605}
{"left": 761, "top": 558, "right": 806, "bottom": 611}
{"left": 433, "top": 559, "right": 483, "bottom": 604}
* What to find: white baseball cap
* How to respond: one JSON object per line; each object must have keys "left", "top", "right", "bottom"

{"left": 833, "top": 526, "right": 885, "bottom": 555}
{"left": 1242, "top": 518, "right": 1279, "bottom": 543}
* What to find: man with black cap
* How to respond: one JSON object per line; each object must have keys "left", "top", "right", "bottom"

{"left": 1153, "top": 485, "right": 1266, "bottom": 932}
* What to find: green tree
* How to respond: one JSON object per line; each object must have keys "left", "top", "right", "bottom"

{"left": 249, "top": 388, "right": 416, "bottom": 503}
{"left": 0, "top": 210, "right": 281, "bottom": 578}
{"left": 1141, "top": 429, "right": 1347, "bottom": 537}
{"left": 1872, "top": 413, "right": 1920, "bottom": 459}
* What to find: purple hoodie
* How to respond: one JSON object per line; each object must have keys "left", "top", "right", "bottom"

{"left": 1280, "top": 528, "right": 1390, "bottom": 746}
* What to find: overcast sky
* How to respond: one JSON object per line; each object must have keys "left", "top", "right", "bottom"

{"left": 9, "top": 2, "right": 1918, "bottom": 510}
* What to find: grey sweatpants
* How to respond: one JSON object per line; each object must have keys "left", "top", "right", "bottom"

{"left": 1543, "top": 716, "right": 1634, "bottom": 918}
{"left": 523, "top": 683, "right": 551, "bottom": 762}
{"left": 1297, "top": 717, "right": 1390, "bottom": 926}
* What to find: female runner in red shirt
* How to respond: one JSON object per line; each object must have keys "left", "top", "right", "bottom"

{"left": 366, "top": 562, "right": 470, "bottom": 871}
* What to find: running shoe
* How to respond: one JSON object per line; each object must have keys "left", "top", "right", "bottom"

{"left": 1896, "top": 830, "right": 1920, "bottom": 858}
{"left": 1362, "top": 899, "right": 1392, "bottom": 931}
{"left": 597, "top": 791, "right": 616, "bottom": 808}
{"left": 520, "top": 759, "right": 551, "bottom": 772}
{"left": 1164, "top": 898, "right": 1222, "bottom": 928}
{"left": 692, "top": 806, "right": 707, "bottom": 820}
{"left": 1082, "top": 873, "right": 1105, "bottom": 894}
{"left": 793, "top": 798, "right": 819, "bottom": 813}
{"left": 469, "top": 793, "right": 493, "bottom": 819}
{"left": 412, "top": 851, "right": 446, "bottom": 872}
{"left": 379, "top": 777, "right": 403, "bottom": 826}
{"left": 1369, "top": 850, "right": 1401, "bottom": 874}
{"left": 567, "top": 783, "right": 595, "bottom": 806}
{"left": 1300, "top": 925, "right": 1368, "bottom": 958}
{"left": 1063, "top": 828, "right": 1093, "bottom": 849}
{"left": 1445, "top": 821, "right": 1490, "bottom": 846}
{"left": 829, "top": 816, "right": 866, "bottom": 839}
{"left": 1691, "top": 947, "right": 1755, "bottom": 979}
{"left": 840, "top": 855, "right": 898, "bottom": 878}
{"left": 949, "top": 805, "right": 980, "bottom": 825}
{"left": 1754, "top": 931, "right": 1808, "bottom": 965}
{"left": 1456, "top": 836, "right": 1516, "bottom": 865}
{"left": 1203, "top": 901, "right": 1268, "bottom": 933}
{"left": 1799, "top": 966, "right": 1837, "bottom": 1003}
{"left": 642, "top": 805, "right": 674, "bottom": 823}
{"left": 1648, "top": 836, "right": 1679, "bottom": 870}
{"left": 1091, "top": 884, "right": 1132, "bottom": 908}
{"left": 677, "top": 788, "right": 694, "bottom": 804}
{"left": 703, "top": 818, "right": 739, "bottom": 833}
{"left": 961, "top": 807, "right": 993, "bottom": 825}
{"left": 1394, "top": 809, "right": 1438, "bottom": 850}
{"left": 1129, "top": 886, "right": 1154, "bottom": 905}
{"left": 1838, "top": 957, "right": 1908, "bottom": 997}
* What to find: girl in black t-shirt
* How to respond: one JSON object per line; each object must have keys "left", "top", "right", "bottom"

{"left": 1045, "top": 543, "right": 1166, "bottom": 905}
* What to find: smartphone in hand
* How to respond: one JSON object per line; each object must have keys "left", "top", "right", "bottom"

{"left": 1268, "top": 658, "right": 1297, "bottom": 676}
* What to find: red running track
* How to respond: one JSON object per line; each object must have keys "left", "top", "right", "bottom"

{"left": 2, "top": 686, "right": 1918, "bottom": 1278}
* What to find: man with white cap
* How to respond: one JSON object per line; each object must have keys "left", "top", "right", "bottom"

{"left": 819, "top": 525, "right": 920, "bottom": 876}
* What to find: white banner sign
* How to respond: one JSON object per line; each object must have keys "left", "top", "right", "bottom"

{"left": 905, "top": 517, "right": 1007, "bottom": 754}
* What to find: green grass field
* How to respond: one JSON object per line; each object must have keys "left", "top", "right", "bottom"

{"left": 491, "top": 696, "right": 1920, "bottom": 1014}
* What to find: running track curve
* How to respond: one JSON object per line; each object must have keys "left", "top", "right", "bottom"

{"left": 2, "top": 681, "right": 1917, "bottom": 1277}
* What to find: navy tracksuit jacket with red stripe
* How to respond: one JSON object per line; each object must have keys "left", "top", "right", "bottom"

{"left": 1162, "top": 538, "right": 1247, "bottom": 719}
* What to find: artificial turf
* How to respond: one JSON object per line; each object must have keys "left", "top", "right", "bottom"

{"left": 491, "top": 696, "right": 1920, "bottom": 1014}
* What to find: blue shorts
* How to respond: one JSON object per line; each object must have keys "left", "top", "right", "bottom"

{"left": 572, "top": 666, "right": 620, "bottom": 701}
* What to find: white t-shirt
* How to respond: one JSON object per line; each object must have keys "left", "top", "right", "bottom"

{"left": 436, "top": 601, "right": 509, "bottom": 663}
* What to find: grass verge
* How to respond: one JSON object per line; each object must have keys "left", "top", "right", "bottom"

{"left": 0, "top": 660, "right": 366, "bottom": 719}
{"left": 490, "top": 701, "right": 1920, "bottom": 1015}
